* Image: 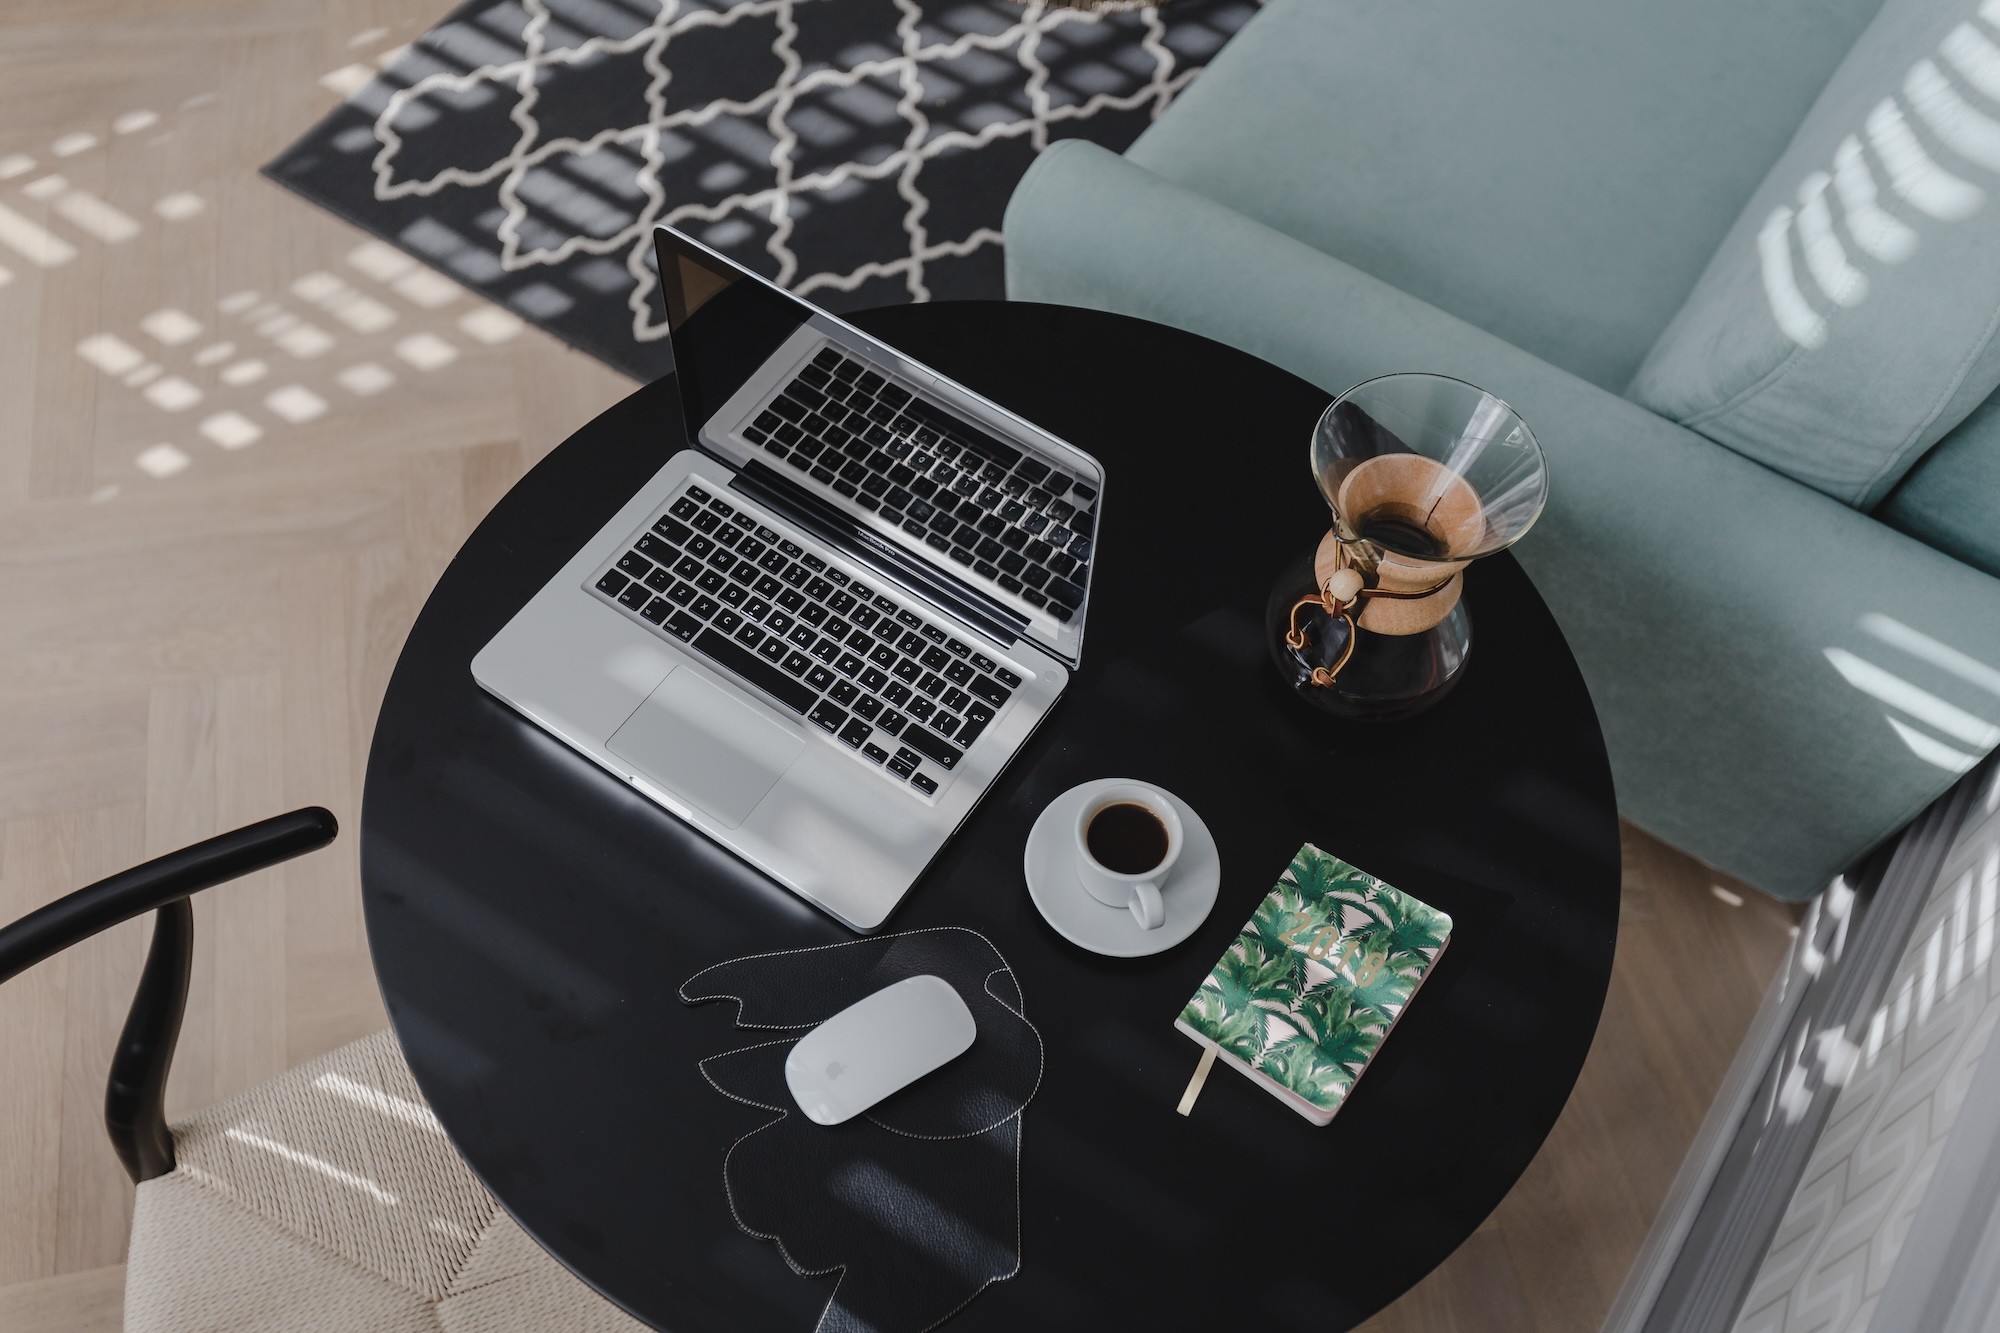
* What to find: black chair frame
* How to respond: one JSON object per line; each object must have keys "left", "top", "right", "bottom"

{"left": 0, "top": 808, "right": 338, "bottom": 1183}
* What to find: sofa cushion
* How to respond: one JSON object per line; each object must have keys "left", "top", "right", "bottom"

{"left": 1006, "top": 141, "right": 2000, "bottom": 899}
{"left": 1877, "top": 386, "right": 2000, "bottom": 576}
{"left": 1125, "top": 0, "right": 1883, "bottom": 393}
{"left": 1628, "top": 0, "right": 2000, "bottom": 507}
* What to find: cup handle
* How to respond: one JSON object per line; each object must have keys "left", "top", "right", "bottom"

{"left": 1130, "top": 880, "right": 1165, "bottom": 931}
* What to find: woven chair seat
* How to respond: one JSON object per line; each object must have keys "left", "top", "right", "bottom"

{"left": 123, "top": 1030, "right": 647, "bottom": 1332}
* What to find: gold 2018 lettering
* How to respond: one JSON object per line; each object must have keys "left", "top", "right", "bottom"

{"left": 1276, "top": 913, "right": 1385, "bottom": 983}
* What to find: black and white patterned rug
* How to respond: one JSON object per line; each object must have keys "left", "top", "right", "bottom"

{"left": 266, "top": 0, "right": 1258, "bottom": 381}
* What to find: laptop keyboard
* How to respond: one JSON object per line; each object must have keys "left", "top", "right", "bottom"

{"left": 739, "top": 346, "right": 1097, "bottom": 624}
{"left": 590, "top": 482, "right": 1024, "bottom": 800}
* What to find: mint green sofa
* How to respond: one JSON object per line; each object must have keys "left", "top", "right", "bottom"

{"left": 1005, "top": 0, "right": 2000, "bottom": 900}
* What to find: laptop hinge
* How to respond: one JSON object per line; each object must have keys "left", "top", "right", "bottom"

{"left": 730, "top": 461, "right": 1029, "bottom": 649}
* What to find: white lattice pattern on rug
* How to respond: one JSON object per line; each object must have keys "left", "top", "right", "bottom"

{"left": 363, "top": 0, "right": 1228, "bottom": 346}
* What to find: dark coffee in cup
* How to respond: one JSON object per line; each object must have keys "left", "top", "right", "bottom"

{"left": 1086, "top": 802, "right": 1170, "bottom": 875}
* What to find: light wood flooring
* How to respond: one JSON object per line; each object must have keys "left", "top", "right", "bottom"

{"left": 0, "top": 2, "right": 1801, "bottom": 1328}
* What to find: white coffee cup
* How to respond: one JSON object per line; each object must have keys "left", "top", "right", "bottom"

{"left": 1073, "top": 783, "right": 1183, "bottom": 931}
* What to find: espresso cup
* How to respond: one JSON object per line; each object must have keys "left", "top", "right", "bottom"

{"left": 1074, "top": 783, "right": 1183, "bottom": 930}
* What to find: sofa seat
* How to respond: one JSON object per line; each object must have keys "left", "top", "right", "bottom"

{"left": 1005, "top": 142, "right": 2000, "bottom": 899}
{"left": 1123, "top": 0, "right": 1883, "bottom": 392}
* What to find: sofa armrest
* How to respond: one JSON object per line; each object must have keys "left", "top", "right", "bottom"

{"left": 1006, "top": 141, "right": 2000, "bottom": 899}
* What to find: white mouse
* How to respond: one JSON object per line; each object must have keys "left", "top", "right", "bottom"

{"left": 785, "top": 974, "right": 976, "bottom": 1126}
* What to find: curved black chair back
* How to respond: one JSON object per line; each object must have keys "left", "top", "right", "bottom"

{"left": 0, "top": 808, "right": 338, "bottom": 1182}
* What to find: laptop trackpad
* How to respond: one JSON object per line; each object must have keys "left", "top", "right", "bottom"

{"left": 607, "top": 667, "right": 804, "bottom": 828}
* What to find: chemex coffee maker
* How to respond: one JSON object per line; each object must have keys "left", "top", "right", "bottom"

{"left": 1266, "top": 373, "right": 1548, "bottom": 720}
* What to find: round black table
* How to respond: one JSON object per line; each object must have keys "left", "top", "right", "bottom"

{"left": 361, "top": 300, "right": 1619, "bottom": 1332}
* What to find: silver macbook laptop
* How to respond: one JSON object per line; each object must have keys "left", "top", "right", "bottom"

{"left": 471, "top": 225, "right": 1102, "bottom": 931}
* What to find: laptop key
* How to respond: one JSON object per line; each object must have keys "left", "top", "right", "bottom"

{"left": 692, "top": 596, "right": 721, "bottom": 619}
{"left": 810, "top": 639, "right": 840, "bottom": 665}
{"left": 713, "top": 609, "right": 743, "bottom": 635}
{"left": 670, "top": 497, "right": 700, "bottom": 520}
{"left": 757, "top": 636, "right": 786, "bottom": 663}
{"left": 837, "top": 653, "right": 866, "bottom": 677}
{"left": 898, "top": 725, "right": 960, "bottom": 770}
{"left": 853, "top": 695, "right": 883, "bottom": 720}
{"left": 736, "top": 624, "right": 765, "bottom": 649}
{"left": 692, "top": 629, "right": 814, "bottom": 713}
{"left": 595, "top": 570, "right": 630, "bottom": 597}
{"left": 830, "top": 680, "right": 859, "bottom": 706}
{"left": 908, "top": 697, "right": 937, "bottom": 722}
{"left": 640, "top": 597, "right": 670, "bottom": 624}
{"left": 1046, "top": 576, "right": 1085, "bottom": 606}
{"left": 970, "top": 676, "right": 1013, "bottom": 708}
{"left": 782, "top": 651, "right": 811, "bottom": 676}
{"left": 617, "top": 582, "right": 651, "bottom": 610}
{"left": 887, "top": 755, "right": 917, "bottom": 779}
{"left": 616, "top": 552, "right": 652, "bottom": 578}
{"left": 994, "top": 667, "right": 1022, "bottom": 688}
{"left": 942, "top": 685, "right": 971, "bottom": 713}
{"left": 805, "top": 665, "right": 837, "bottom": 692}
{"left": 787, "top": 624, "right": 816, "bottom": 649}
{"left": 668, "top": 581, "right": 697, "bottom": 606}
{"left": 862, "top": 742, "right": 889, "bottom": 765}
{"left": 666, "top": 612, "right": 702, "bottom": 642}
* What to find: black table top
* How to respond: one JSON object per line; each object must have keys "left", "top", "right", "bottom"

{"left": 360, "top": 300, "right": 1619, "bottom": 1333}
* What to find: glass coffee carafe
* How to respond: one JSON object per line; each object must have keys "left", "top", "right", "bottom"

{"left": 1266, "top": 373, "right": 1548, "bottom": 720}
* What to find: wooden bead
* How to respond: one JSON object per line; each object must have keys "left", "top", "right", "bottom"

{"left": 1326, "top": 568, "right": 1364, "bottom": 603}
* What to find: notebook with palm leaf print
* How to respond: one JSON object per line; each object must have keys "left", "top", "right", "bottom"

{"left": 1176, "top": 844, "right": 1452, "bottom": 1125}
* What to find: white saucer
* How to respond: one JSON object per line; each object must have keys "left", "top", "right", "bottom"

{"left": 1024, "top": 779, "right": 1220, "bottom": 958}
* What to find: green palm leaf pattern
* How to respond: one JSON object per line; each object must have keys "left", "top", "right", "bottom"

{"left": 1178, "top": 844, "right": 1451, "bottom": 1119}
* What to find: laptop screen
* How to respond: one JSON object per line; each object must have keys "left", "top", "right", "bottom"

{"left": 654, "top": 228, "right": 815, "bottom": 455}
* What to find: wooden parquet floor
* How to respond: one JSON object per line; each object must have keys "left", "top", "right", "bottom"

{"left": 0, "top": 3, "right": 1801, "bottom": 1329}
